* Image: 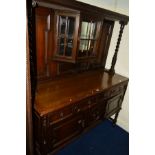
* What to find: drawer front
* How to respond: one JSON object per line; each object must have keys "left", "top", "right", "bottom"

{"left": 87, "top": 96, "right": 97, "bottom": 107}
{"left": 48, "top": 114, "right": 84, "bottom": 149}
{"left": 72, "top": 96, "right": 97, "bottom": 114}
{"left": 49, "top": 106, "right": 73, "bottom": 124}
{"left": 96, "top": 85, "right": 124, "bottom": 101}
{"left": 105, "top": 94, "right": 123, "bottom": 117}
{"left": 110, "top": 85, "right": 124, "bottom": 97}
{"left": 87, "top": 102, "right": 105, "bottom": 126}
{"left": 97, "top": 91, "right": 109, "bottom": 101}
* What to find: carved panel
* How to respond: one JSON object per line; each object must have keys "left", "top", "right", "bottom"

{"left": 35, "top": 7, "right": 51, "bottom": 80}
{"left": 105, "top": 94, "right": 123, "bottom": 117}
{"left": 48, "top": 114, "right": 83, "bottom": 149}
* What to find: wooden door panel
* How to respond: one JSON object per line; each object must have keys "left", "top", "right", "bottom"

{"left": 48, "top": 114, "right": 83, "bottom": 149}
{"left": 105, "top": 94, "right": 123, "bottom": 117}
{"left": 35, "top": 7, "right": 51, "bottom": 79}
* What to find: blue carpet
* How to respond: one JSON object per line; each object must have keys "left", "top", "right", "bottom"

{"left": 55, "top": 120, "right": 129, "bottom": 155}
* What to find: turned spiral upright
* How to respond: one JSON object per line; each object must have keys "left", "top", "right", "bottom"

{"left": 109, "top": 21, "right": 127, "bottom": 75}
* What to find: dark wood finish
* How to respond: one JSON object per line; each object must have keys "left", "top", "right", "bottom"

{"left": 35, "top": 0, "right": 129, "bottom": 22}
{"left": 35, "top": 7, "right": 52, "bottom": 79}
{"left": 26, "top": 16, "right": 34, "bottom": 155}
{"left": 98, "top": 20, "right": 114, "bottom": 67}
{"left": 34, "top": 6, "right": 116, "bottom": 80}
{"left": 34, "top": 69, "right": 128, "bottom": 115}
{"left": 28, "top": 1, "right": 129, "bottom": 155}
{"left": 34, "top": 1, "right": 129, "bottom": 79}
{"left": 27, "top": 0, "right": 36, "bottom": 154}
{"left": 35, "top": 7, "right": 58, "bottom": 80}
{"left": 33, "top": 69, "right": 128, "bottom": 155}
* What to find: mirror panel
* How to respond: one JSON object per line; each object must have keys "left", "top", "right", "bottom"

{"left": 65, "top": 39, "right": 73, "bottom": 56}
{"left": 67, "top": 17, "right": 75, "bottom": 39}
{"left": 78, "top": 21, "right": 99, "bottom": 58}
{"left": 57, "top": 37, "right": 65, "bottom": 55}
{"left": 59, "top": 16, "right": 66, "bottom": 35}
{"left": 78, "top": 40, "right": 88, "bottom": 57}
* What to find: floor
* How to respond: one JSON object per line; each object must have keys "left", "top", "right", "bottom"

{"left": 55, "top": 120, "right": 129, "bottom": 155}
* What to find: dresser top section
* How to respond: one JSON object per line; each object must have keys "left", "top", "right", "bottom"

{"left": 34, "top": 69, "right": 128, "bottom": 116}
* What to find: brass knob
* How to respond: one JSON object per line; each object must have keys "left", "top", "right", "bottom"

{"left": 78, "top": 120, "right": 82, "bottom": 124}
{"left": 74, "top": 106, "right": 80, "bottom": 112}
{"left": 43, "top": 140, "right": 46, "bottom": 145}
{"left": 77, "top": 108, "right": 81, "bottom": 112}
{"left": 60, "top": 112, "right": 64, "bottom": 118}
{"left": 96, "top": 115, "right": 100, "bottom": 120}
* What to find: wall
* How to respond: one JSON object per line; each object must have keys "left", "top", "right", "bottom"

{"left": 76, "top": 0, "right": 129, "bottom": 15}
{"left": 76, "top": 0, "right": 129, "bottom": 131}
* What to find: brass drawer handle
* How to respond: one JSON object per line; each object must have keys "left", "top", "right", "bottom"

{"left": 96, "top": 115, "right": 100, "bottom": 120}
{"left": 43, "top": 140, "right": 46, "bottom": 145}
{"left": 77, "top": 108, "right": 81, "bottom": 112}
{"left": 60, "top": 112, "right": 64, "bottom": 118}
{"left": 78, "top": 120, "right": 82, "bottom": 124}
{"left": 82, "top": 121, "right": 85, "bottom": 128}
{"left": 74, "top": 106, "right": 81, "bottom": 113}
{"left": 78, "top": 120, "right": 85, "bottom": 128}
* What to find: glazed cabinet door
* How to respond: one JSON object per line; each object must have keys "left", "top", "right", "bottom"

{"left": 53, "top": 10, "right": 80, "bottom": 63}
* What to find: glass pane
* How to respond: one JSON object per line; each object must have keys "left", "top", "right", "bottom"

{"left": 67, "top": 17, "right": 75, "bottom": 39}
{"left": 57, "top": 38, "right": 65, "bottom": 55}
{"left": 88, "top": 40, "right": 96, "bottom": 56}
{"left": 65, "top": 39, "right": 73, "bottom": 56}
{"left": 80, "top": 22, "right": 89, "bottom": 39}
{"left": 59, "top": 16, "right": 66, "bottom": 35}
{"left": 80, "top": 22, "right": 97, "bottom": 39}
{"left": 90, "top": 23, "right": 97, "bottom": 39}
{"left": 78, "top": 40, "right": 88, "bottom": 57}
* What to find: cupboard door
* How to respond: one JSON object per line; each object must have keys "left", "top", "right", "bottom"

{"left": 105, "top": 94, "right": 123, "bottom": 117}
{"left": 53, "top": 10, "right": 80, "bottom": 63}
{"left": 48, "top": 114, "right": 83, "bottom": 149}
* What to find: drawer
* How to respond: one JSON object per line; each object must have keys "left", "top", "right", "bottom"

{"left": 49, "top": 106, "right": 73, "bottom": 124}
{"left": 87, "top": 96, "right": 97, "bottom": 107}
{"left": 87, "top": 103, "right": 105, "bottom": 125}
{"left": 72, "top": 97, "right": 97, "bottom": 114}
{"left": 110, "top": 85, "right": 124, "bottom": 97}
{"left": 97, "top": 91, "right": 109, "bottom": 101}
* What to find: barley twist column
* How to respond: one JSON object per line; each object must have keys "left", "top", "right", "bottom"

{"left": 109, "top": 21, "right": 126, "bottom": 75}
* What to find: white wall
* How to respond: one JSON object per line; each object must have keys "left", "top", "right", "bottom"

{"left": 76, "top": 0, "right": 129, "bottom": 15}
{"left": 76, "top": 0, "right": 129, "bottom": 131}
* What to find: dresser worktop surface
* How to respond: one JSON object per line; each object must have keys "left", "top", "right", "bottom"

{"left": 34, "top": 69, "right": 128, "bottom": 116}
